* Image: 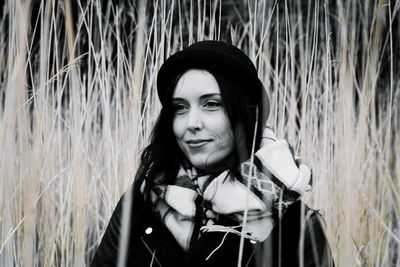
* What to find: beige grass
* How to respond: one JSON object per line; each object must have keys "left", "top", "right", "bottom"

{"left": 0, "top": 0, "right": 399, "bottom": 266}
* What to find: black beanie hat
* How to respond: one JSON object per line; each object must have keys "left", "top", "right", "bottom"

{"left": 157, "top": 40, "right": 269, "bottom": 115}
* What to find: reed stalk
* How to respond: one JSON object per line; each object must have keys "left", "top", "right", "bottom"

{"left": 0, "top": 0, "right": 399, "bottom": 266}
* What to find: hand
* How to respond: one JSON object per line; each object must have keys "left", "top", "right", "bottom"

{"left": 255, "top": 125, "right": 312, "bottom": 195}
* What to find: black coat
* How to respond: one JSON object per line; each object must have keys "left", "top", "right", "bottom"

{"left": 90, "top": 182, "right": 334, "bottom": 267}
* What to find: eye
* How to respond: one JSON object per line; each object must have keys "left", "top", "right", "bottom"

{"left": 173, "top": 103, "right": 189, "bottom": 115}
{"left": 203, "top": 100, "right": 222, "bottom": 111}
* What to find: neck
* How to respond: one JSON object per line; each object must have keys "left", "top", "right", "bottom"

{"left": 192, "top": 153, "right": 238, "bottom": 175}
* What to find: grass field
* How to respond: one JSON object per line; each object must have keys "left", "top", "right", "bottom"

{"left": 0, "top": 0, "right": 399, "bottom": 266}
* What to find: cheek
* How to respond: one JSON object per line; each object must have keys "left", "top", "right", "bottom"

{"left": 172, "top": 117, "right": 183, "bottom": 140}
{"left": 221, "top": 126, "right": 234, "bottom": 148}
{"left": 213, "top": 115, "right": 234, "bottom": 147}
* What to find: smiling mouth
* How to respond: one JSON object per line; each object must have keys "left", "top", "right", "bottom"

{"left": 185, "top": 139, "right": 212, "bottom": 148}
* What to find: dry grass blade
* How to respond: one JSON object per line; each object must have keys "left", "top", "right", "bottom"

{"left": 0, "top": 0, "right": 399, "bottom": 266}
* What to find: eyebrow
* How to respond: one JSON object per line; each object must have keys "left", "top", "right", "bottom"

{"left": 172, "top": 93, "right": 221, "bottom": 101}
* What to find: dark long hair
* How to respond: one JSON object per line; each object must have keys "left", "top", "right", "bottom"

{"left": 137, "top": 68, "right": 269, "bottom": 196}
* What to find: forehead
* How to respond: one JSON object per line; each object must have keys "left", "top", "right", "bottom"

{"left": 173, "top": 69, "right": 221, "bottom": 99}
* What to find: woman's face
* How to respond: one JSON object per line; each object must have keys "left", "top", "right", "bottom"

{"left": 172, "top": 69, "right": 234, "bottom": 170}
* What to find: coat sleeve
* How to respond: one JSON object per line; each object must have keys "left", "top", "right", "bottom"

{"left": 302, "top": 212, "right": 335, "bottom": 267}
{"left": 274, "top": 201, "right": 335, "bottom": 267}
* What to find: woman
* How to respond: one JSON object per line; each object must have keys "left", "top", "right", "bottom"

{"left": 90, "top": 41, "right": 334, "bottom": 267}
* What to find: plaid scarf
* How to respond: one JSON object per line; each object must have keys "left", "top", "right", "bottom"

{"left": 148, "top": 131, "right": 312, "bottom": 251}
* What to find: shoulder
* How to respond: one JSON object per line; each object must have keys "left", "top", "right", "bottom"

{"left": 90, "top": 182, "right": 185, "bottom": 267}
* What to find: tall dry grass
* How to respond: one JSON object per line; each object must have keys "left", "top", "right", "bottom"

{"left": 0, "top": 0, "right": 399, "bottom": 266}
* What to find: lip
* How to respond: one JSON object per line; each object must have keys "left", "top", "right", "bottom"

{"left": 185, "top": 139, "right": 212, "bottom": 148}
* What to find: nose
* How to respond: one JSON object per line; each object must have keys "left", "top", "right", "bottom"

{"left": 187, "top": 108, "right": 203, "bottom": 132}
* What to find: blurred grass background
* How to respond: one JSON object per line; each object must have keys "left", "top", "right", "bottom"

{"left": 0, "top": 0, "right": 399, "bottom": 266}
